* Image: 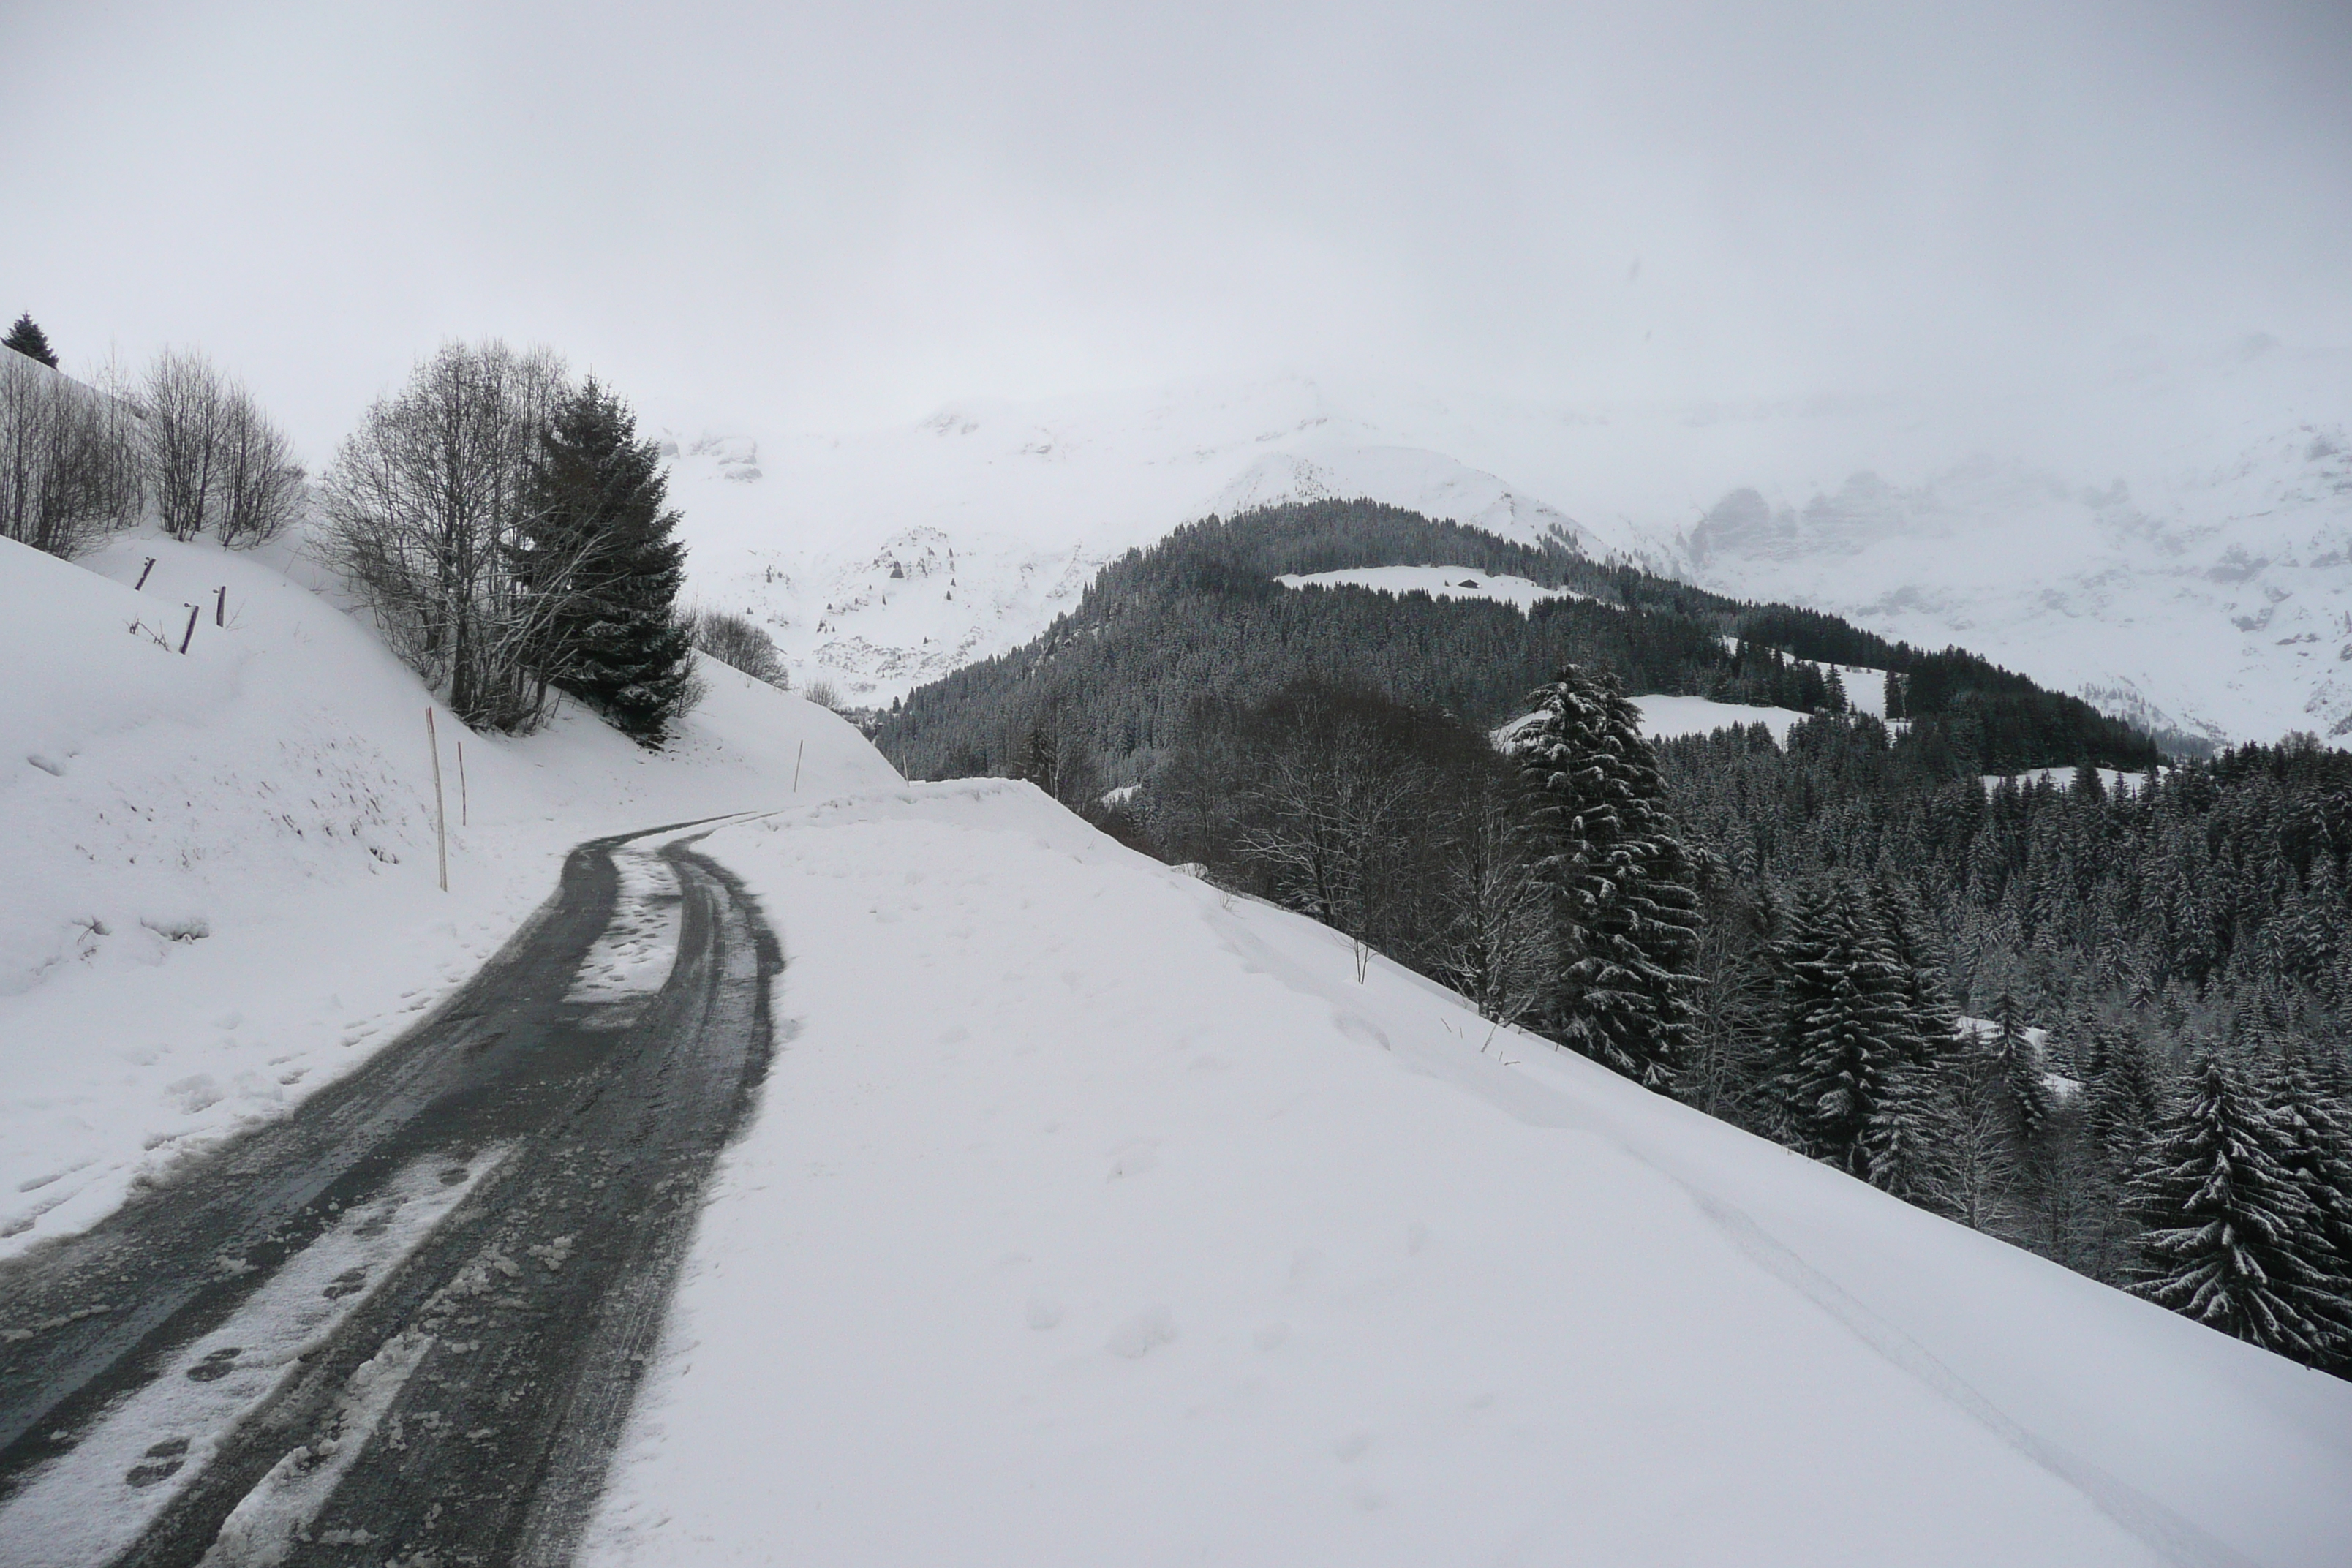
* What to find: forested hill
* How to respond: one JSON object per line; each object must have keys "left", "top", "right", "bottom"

{"left": 873, "top": 499, "right": 2160, "bottom": 782}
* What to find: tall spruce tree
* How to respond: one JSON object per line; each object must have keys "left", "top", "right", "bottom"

{"left": 2127, "top": 1054, "right": 2337, "bottom": 1363}
{"left": 520, "top": 379, "right": 698, "bottom": 746}
{"left": 1513, "top": 663, "right": 1701, "bottom": 1092}
{"left": 2084, "top": 1026, "right": 2165, "bottom": 1175}
{"left": 4, "top": 313, "right": 58, "bottom": 369}
{"left": 2272, "top": 1049, "right": 2352, "bottom": 1368}
{"left": 1769, "top": 889, "right": 1930, "bottom": 1178}
{"left": 1871, "top": 879, "right": 1959, "bottom": 1059}
{"left": 1986, "top": 994, "right": 2054, "bottom": 1142}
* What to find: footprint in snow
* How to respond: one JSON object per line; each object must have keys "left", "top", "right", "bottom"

{"left": 1104, "top": 1306, "right": 1175, "bottom": 1359}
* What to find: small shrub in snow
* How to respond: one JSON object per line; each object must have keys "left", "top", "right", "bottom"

{"left": 690, "top": 609, "right": 788, "bottom": 688}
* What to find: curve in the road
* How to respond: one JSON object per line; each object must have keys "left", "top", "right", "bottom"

{"left": 0, "top": 822, "right": 780, "bottom": 1567}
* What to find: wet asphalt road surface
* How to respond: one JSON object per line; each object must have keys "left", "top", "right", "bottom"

{"left": 0, "top": 821, "right": 779, "bottom": 1566}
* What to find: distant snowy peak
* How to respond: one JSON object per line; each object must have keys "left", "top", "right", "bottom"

{"left": 1207, "top": 445, "right": 1587, "bottom": 554}
{"left": 1670, "top": 423, "right": 2352, "bottom": 746}
{"left": 656, "top": 431, "right": 761, "bottom": 484}
{"left": 652, "top": 361, "right": 2352, "bottom": 739}
{"left": 656, "top": 379, "right": 1603, "bottom": 705}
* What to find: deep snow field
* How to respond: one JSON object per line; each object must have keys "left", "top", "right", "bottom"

{"left": 581, "top": 782, "right": 2352, "bottom": 1568}
{"left": 5, "top": 532, "right": 2350, "bottom": 1566}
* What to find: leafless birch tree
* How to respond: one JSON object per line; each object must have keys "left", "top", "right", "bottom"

{"left": 316, "top": 341, "right": 571, "bottom": 731}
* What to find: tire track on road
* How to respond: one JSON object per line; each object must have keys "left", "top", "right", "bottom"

{"left": 0, "top": 824, "right": 780, "bottom": 1567}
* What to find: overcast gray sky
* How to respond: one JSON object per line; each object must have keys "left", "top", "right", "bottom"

{"left": 7, "top": 0, "right": 2348, "bottom": 457}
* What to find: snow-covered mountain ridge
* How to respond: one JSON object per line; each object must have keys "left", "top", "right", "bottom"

{"left": 660, "top": 350, "right": 2352, "bottom": 743}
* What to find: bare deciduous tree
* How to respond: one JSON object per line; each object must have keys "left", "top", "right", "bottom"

{"left": 690, "top": 608, "right": 789, "bottom": 687}
{"left": 0, "top": 347, "right": 143, "bottom": 558}
{"left": 316, "top": 341, "right": 570, "bottom": 731}
{"left": 1239, "top": 710, "right": 1420, "bottom": 949}
{"left": 142, "top": 347, "right": 304, "bottom": 546}
{"left": 216, "top": 385, "right": 306, "bottom": 546}
{"left": 1432, "top": 784, "right": 1555, "bottom": 1027}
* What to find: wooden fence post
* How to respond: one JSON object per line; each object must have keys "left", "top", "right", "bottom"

{"left": 457, "top": 739, "right": 468, "bottom": 827}
{"left": 214, "top": 586, "right": 225, "bottom": 626}
{"left": 426, "top": 708, "right": 448, "bottom": 892}
{"left": 178, "top": 605, "right": 199, "bottom": 654}
{"left": 134, "top": 557, "right": 156, "bottom": 590}
{"left": 794, "top": 740, "right": 804, "bottom": 792}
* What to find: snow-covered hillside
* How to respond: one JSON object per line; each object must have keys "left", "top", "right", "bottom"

{"left": 659, "top": 348, "right": 2351, "bottom": 742}
{"left": 0, "top": 530, "right": 894, "bottom": 1256}
{"left": 581, "top": 780, "right": 2352, "bottom": 1567}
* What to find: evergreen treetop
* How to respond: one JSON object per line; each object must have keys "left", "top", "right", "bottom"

{"left": 4, "top": 313, "right": 58, "bottom": 369}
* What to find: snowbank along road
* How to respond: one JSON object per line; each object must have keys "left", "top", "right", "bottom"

{"left": 0, "top": 818, "right": 780, "bottom": 1567}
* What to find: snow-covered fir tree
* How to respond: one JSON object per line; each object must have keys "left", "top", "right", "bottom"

{"left": 521, "top": 378, "right": 698, "bottom": 746}
{"left": 1768, "top": 887, "right": 1942, "bottom": 1184}
{"left": 2272, "top": 1048, "right": 2352, "bottom": 1369}
{"left": 2127, "top": 1054, "right": 2339, "bottom": 1364}
{"left": 1985, "top": 994, "right": 2054, "bottom": 1142}
{"left": 1512, "top": 663, "right": 1700, "bottom": 1093}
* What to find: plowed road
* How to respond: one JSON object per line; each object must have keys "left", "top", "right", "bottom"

{"left": 0, "top": 822, "right": 777, "bottom": 1566}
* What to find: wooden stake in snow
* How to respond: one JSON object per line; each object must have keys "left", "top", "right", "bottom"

{"left": 426, "top": 708, "right": 449, "bottom": 892}
{"left": 457, "top": 739, "right": 468, "bottom": 827}
{"left": 178, "top": 605, "right": 199, "bottom": 654}
{"left": 134, "top": 557, "right": 156, "bottom": 591}
{"left": 214, "top": 586, "right": 226, "bottom": 626}
{"left": 794, "top": 740, "right": 804, "bottom": 792}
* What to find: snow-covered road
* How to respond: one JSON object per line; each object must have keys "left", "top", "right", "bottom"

{"left": 0, "top": 821, "right": 778, "bottom": 1567}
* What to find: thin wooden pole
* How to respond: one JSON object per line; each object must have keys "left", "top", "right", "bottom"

{"left": 457, "top": 739, "right": 468, "bottom": 826}
{"left": 426, "top": 708, "right": 448, "bottom": 892}
{"left": 794, "top": 740, "right": 804, "bottom": 792}
{"left": 178, "top": 605, "right": 199, "bottom": 654}
{"left": 134, "top": 557, "right": 156, "bottom": 590}
{"left": 214, "top": 586, "right": 226, "bottom": 626}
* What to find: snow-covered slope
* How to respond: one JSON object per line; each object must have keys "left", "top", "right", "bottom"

{"left": 660, "top": 349, "right": 2351, "bottom": 741}
{"left": 0, "top": 529, "right": 895, "bottom": 1256}
{"left": 583, "top": 780, "right": 2352, "bottom": 1567}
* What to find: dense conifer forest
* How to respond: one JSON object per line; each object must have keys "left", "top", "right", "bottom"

{"left": 878, "top": 500, "right": 2352, "bottom": 1375}
{"left": 874, "top": 501, "right": 2159, "bottom": 783}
